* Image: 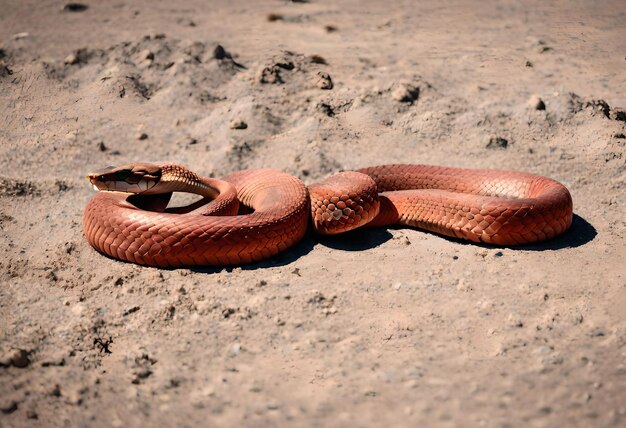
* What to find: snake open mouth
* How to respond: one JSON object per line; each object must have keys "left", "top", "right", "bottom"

{"left": 87, "top": 163, "right": 162, "bottom": 193}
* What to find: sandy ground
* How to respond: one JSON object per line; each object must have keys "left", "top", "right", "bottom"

{"left": 1, "top": 0, "right": 625, "bottom": 426}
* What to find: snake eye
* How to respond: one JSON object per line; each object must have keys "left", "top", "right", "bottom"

{"left": 115, "top": 169, "right": 132, "bottom": 181}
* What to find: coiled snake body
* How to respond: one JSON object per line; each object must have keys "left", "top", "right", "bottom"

{"left": 84, "top": 163, "right": 573, "bottom": 267}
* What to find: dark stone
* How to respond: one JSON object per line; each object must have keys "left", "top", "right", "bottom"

{"left": 610, "top": 109, "right": 626, "bottom": 122}
{"left": 308, "top": 55, "right": 327, "bottom": 65}
{"left": 0, "top": 65, "right": 13, "bottom": 77}
{"left": 275, "top": 61, "right": 294, "bottom": 70}
{"left": 315, "top": 72, "right": 333, "bottom": 90}
{"left": 486, "top": 137, "right": 508, "bottom": 150}
{"left": 317, "top": 102, "right": 335, "bottom": 117}
{"left": 267, "top": 13, "right": 284, "bottom": 22}
{"left": 63, "top": 3, "right": 88, "bottom": 12}
{"left": 10, "top": 349, "right": 31, "bottom": 368}
{"left": 1, "top": 401, "right": 17, "bottom": 414}
{"left": 213, "top": 45, "right": 227, "bottom": 60}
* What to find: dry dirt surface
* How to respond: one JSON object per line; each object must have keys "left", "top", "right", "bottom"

{"left": 1, "top": 0, "right": 625, "bottom": 426}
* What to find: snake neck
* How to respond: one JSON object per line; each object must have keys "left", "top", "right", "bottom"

{"left": 159, "top": 164, "right": 221, "bottom": 199}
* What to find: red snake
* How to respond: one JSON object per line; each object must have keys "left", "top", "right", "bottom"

{"left": 83, "top": 163, "right": 573, "bottom": 267}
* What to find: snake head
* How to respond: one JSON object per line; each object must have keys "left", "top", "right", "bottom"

{"left": 87, "top": 162, "right": 162, "bottom": 193}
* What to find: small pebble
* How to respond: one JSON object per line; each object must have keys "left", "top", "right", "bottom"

{"left": 71, "top": 303, "right": 85, "bottom": 315}
{"left": 9, "top": 349, "right": 31, "bottom": 368}
{"left": 610, "top": 108, "right": 626, "bottom": 122}
{"left": 222, "top": 307, "right": 236, "bottom": 318}
{"left": 257, "top": 66, "right": 282, "bottom": 84}
{"left": 317, "top": 102, "right": 335, "bottom": 117}
{"left": 486, "top": 137, "right": 508, "bottom": 150}
{"left": 64, "top": 53, "right": 79, "bottom": 65}
{"left": 140, "top": 49, "right": 154, "bottom": 61}
{"left": 613, "top": 132, "right": 625, "bottom": 139}
{"left": 97, "top": 141, "right": 107, "bottom": 151}
{"left": 507, "top": 313, "right": 524, "bottom": 328}
{"left": 392, "top": 83, "right": 419, "bottom": 103}
{"left": 135, "top": 132, "right": 148, "bottom": 140}
{"left": 589, "top": 327, "right": 605, "bottom": 337}
{"left": 229, "top": 343, "right": 241, "bottom": 357}
{"left": 230, "top": 120, "right": 248, "bottom": 130}
{"left": 528, "top": 95, "right": 546, "bottom": 110}
{"left": 0, "top": 64, "right": 12, "bottom": 77}
{"left": 534, "top": 345, "right": 552, "bottom": 354}
{"left": 63, "top": 3, "right": 88, "bottom": 12}
{"left": 456, "top": 279, "right": 472, "bottom": 292}
{"left": 267, "top": 402, "right": 280, "bottom": 410}
{"left": 323, "top": 307, "right": 338, "bottom": 315}
{"left": 213, "top": 44, "right": 227, "bottom": 60}
{"left": 267, "top": 13, "right": 283, "bottom": 22}
{"left": 41, "top": 356, "right": 66, "bottom": 367}
{"left": 66, "top": 389, "right": 83, "bottom": 405}
{"left": 132, "top": 368, "right": 153, "bottom": 384}
{"left": 50, "top": 384, "right": 62, "bottom": 397}
{"left": 308, "top": 54, "right": 327, "bottom": 65}
{"left": 123, "top": 306, "right": 140, "bottom": 316}
{"left": 12, "top": 32, "right": 30, "bottom": 40}
{"left": 314, "top": 71, "right": 333, "bottom": 90}
{"left": 0, "top": 400, "right": 17, "bottom": 414}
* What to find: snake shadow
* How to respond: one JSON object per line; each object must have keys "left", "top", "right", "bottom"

{"left": 190, "top": 227, "right": 394, "bottom": 274}
{"left": 189, "top": 214, "right": 595, "bottom": 274}
{"left": 190, "top": 232, "right": 319, "bottom": 274}
{"left": 315, "top": 228, "right": 395, "bottom": 252}
{"left": 416, "top": 213, "right": 596, "bottom": 251}
{"left": 516, "top": 213, "right": 596, "bottom": 251}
